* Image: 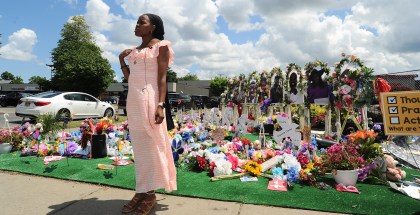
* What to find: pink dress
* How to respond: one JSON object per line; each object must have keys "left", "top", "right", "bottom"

{"left": 126, "top": 40, "right": 177, "bottom": 193}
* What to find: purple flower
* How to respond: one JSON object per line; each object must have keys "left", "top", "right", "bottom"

{"left": 234, "top": 142, "right": 243, "bottom": 151}
{"left": 66, "top": 141, "right": 78, "bottom": 155}
{"left": 358, "top": 167, "right": 369, "bottom": 181}
{"left": 373, "top": 124, "right": 381, "bottom": 131}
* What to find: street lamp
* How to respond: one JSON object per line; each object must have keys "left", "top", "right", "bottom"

{"left": 46, "top": 64, "right": 54, "bottom": 80}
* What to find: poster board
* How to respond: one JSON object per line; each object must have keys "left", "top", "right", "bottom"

{"left": 381, "top": 90, "right": 420, "bottom": 136}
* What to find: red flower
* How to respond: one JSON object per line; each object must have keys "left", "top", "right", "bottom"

{"left": 196, "top": 156, "right": 207, "bottom": 170}
{"left": 240, "top": 138, "right": 251, "bottom": 147}
{"left": 298, "top": 153, "right": 310, "bottom": 169}
{"left": 209, "top": 161, "right": 216, "bottom": 176}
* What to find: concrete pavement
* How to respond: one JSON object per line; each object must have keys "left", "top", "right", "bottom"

{"left": 0, "top": 171, "right": 341, "bottom": 215}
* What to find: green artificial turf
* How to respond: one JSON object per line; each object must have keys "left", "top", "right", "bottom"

{"left": 1, "top": 149, "right": 419, "bottom": 214}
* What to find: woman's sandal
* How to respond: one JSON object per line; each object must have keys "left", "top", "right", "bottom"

{"left": 134, "top": 193, "right": 157, "bottom": 215}
{"left": 122, "top": 193, "right": 146, "bottom": 213}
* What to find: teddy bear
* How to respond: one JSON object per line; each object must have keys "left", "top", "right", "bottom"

{"left": 383, "top": 154, "right": 406, "bottom": 182}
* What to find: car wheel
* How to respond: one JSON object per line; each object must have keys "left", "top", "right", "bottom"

{"left": 123, "top": 109, "right": 127, "bottom": 116}
{"left": 104, "top": 108, "right": 114, "bottom": 118}
{"left": 57, "top": 109, "right": 71, "bottom": 121}
{"left": 0, "top": 101, "right": 6, "bottom": 107}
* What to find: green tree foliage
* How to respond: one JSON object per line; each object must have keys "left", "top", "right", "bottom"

{"left": 1, "top": 71, "right": 24, "bottom": 84}
{"left": 210, "top": 76, "right": 228, "bottom": 96}
{"left": 50, "top": 16, "right": 114, "bottom": 97}
{"left": 10, "top": 76, "right": 24, "bottom": 84}
{"left": 29, "top": 76, "right": 52, "bottom": 91}
{"left": 167, "top": 67, "right": 177, "bottom": 82}
{"left": 1, "top": 71, "right": 15, "bottom": 80}
{"left": 178, "top": 73, "right": 199, "bottom": 81}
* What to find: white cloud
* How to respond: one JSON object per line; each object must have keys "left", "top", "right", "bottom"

{"left": 85, "top": 0, "right": 121, "bottom": 31}
{"left": 81, "top": 0, "right": 420, "bottom": 80}
{"left": 0, "top": 28, "right": 38, "bottom": 61}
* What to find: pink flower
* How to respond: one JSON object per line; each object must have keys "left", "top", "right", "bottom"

{"left": 340, "top": 85, "right": 352, "bottom": 95}
{"left": 227, "top": 154, "right": 239, "bottom": 170}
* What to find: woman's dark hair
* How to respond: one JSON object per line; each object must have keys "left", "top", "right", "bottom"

{"left": 145, "top": 13, "right": 165, "bottom": 40}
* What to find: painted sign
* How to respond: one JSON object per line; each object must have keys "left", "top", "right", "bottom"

{"left": 381, "top": 91, "right": 420, "bottom": 136}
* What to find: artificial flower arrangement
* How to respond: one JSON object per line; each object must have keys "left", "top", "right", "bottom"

{"left": 332, "top": 53, "right": 375, "bottom": 109}
{"left": 0, "top": 123, "right": 36, "bottom": 152}
{"left": 347, "top": 129, "right": 383, "bottom": 163}
{"left": 346, "top": 129, "right": 387, "bottom": 183}
{"left": 296, "top": 137, "right": 322, "bottom": 186}
{"left": 95, "top": 117, "right": 115, "bottom": 135}
{"left": 310, "top": 104, "right": 327, "bottom": 129}
{"left": 320, "top": 138, "right": 365, "bottom": 172}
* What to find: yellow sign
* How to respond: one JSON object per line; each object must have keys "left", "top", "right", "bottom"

{"left": 381, "top": 90, "right": 420, "bottom": 136}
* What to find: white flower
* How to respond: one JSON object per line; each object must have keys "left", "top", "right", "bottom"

{"left": 282, "top": 153, "right": 301, "bottom": 171}
{"left": 207, "top": 152, "right": 225, "bottom": 163}
{"left": 213, "top": 160, "right": 232, "bottom": 176}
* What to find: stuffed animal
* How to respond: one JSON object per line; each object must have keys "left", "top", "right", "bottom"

{"left": 383, "top": 154, "right": 406, "bottom": 181}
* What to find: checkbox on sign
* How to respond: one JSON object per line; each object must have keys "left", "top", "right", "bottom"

{"left": 390, "top": 116, "right": 400, "bottom": 124}
{"left": 387, "top": 96, "right": 397, "bottom": 104}
{"left": 388, "top": 106, "right": 398, "bottom": 114}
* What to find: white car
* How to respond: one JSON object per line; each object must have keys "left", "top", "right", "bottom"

{"left": 15, "top": 91, "right": 115, "bottom": 120}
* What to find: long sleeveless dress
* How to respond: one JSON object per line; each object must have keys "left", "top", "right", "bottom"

{"left": 126, "top": 40, "right": 177, "bottom": 193}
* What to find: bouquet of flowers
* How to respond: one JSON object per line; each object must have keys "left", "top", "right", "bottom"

{"left": 347, "top": 129, "right": 382, "bottom": 163}
{"left": 320, "top": 140, "right": 365, "bottom": 172}
{"left": 95, "top": 117, "right": 115, "bottom": 134}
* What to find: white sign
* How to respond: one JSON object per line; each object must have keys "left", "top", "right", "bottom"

{"left": 273, "top": 115, "right": 301, "bottom": 148}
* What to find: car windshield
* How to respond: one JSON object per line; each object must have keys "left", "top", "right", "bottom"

{"left": 32, "top": 92, "right": 63, "bottom": 98}
{"left": 21, "top": 93, "right": 33, "bottom": 97}
{"left": 180, "top": 94, "right": 190, "bottom": 99}
{"left": 168, "top": 94, "right": 179, "bottom": 99}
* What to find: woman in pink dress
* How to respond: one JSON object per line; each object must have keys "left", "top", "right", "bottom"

{"left": 118, "top": 13, "right": 177, "bottom": 215}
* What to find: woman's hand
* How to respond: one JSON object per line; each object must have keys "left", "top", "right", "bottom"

{"left": 155, "top": 106, "right": 165, "bottom": 124}
{"left": 119, "top": 49, "right": 133, "bottom": 60}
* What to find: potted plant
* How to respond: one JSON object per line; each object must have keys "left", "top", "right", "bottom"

{"left": 0, "top": 129, "right": 13, "bottom": 154}
{"left": 320, "top": 140, "right": 365, "bottom": 186}
{"left": 0, "top": 126, "right": 28, "bottom": 154}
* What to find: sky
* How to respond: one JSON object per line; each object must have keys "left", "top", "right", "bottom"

{"left": 1, "top": 0, "right": 420, "bottom": 83}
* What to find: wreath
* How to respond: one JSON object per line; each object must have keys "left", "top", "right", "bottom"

{"left": 284, "top": 63, "right": 304, "bottom": 105}
{"left": 304, "top": 60, "right": 330, "bottom": 82}
{"left": 332, "top": 53, "right": 375, "bottom": 109}
{"left": 270, "top": 67, "right": 284, "bottom": 87}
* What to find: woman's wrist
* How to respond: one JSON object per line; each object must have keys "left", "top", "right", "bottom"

{"left": 121, "top": 64, "right": 129, "bottom": 69}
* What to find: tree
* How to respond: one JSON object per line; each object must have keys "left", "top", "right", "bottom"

{"left": 50, "top": 16, "right": 114, "bottom": 97}
{"left": 10, "top": 76, "right": 24, "bottom": 84}
{"left": 210, "top": 76, "right": 228, "bottom": 97}
{"left": 29, "top": 75, "right": 52, "bottom": 91}
{"left": 1, "top": 71, "right": 15, "bottom": 80}
{"left": 178, "top": 73, "right": 199, "bottom": 81}
{"left": 167, "top": 67, "right": 177, "bottom": 82}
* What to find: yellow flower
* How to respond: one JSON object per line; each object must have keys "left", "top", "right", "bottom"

{"left": 304, "top": 162, "right": 314, "bottom": 172}
{"left": 244, "top": 161, "right": 262, "bottom": 177}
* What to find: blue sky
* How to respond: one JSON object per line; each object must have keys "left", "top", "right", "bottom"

{"left": 1, "top": 0, "right": 419, "bottom": 82}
